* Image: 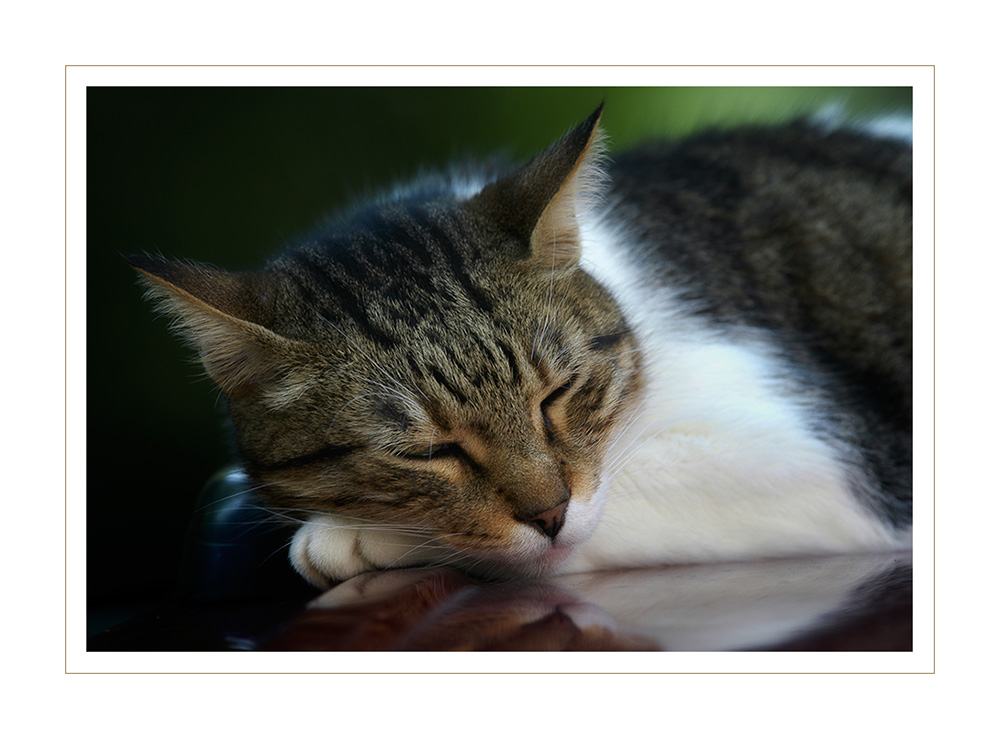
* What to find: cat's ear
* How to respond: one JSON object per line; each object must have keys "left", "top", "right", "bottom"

{"left": 126, "top": 254, "right": 299, "bottom": 396}
{"left": 472, "top": 104, "right": 607, "bottom": 269}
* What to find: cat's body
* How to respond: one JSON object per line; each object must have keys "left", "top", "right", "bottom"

{"left": 130, "top": 106, "right": 911, "bottom": 588}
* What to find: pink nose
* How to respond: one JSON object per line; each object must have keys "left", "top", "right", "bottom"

{"left": 523, "top": 500, "right": 569, "bottom": 540}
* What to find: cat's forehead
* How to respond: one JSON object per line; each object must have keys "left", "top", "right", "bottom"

{"left": 273, "top": 198, "right": 571, "bottom": 350}
{"left": 314, "top": 199, "right": 497, "bottom": 265}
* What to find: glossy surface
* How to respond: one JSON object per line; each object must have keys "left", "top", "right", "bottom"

{"left": 265, "top": 553, "right": 911, "bottom": 651}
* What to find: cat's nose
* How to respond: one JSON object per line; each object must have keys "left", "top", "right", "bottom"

{"left": 522, "top": 499, "right": 569, "bottom": 540}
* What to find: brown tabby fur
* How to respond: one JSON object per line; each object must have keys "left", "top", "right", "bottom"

{"left": 130, "top": 107, "right": 644, "bottom": 572}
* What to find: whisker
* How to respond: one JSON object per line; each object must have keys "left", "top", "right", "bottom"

{"left": 189, "top": 480, "right": 287, "bottom": 515}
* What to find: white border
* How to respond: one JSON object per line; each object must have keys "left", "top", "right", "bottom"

{"left": 67, "top": 65, "right": 934, "bottom": 674}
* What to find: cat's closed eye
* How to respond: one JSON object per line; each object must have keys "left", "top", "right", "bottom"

{"left": 540, "top": 381, "right": 574, "bottom": 433}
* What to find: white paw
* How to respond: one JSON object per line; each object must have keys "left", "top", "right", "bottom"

{"left": 289, "top": 514, "right": 447, "bottom": 588}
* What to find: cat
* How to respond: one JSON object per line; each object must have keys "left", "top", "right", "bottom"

{"left": 128, "top": 103, "right": 912, "bottom": 590}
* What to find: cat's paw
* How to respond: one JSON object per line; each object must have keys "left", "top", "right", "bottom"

{"left": 289, "top": 514, "right": 446, "bottom": 589}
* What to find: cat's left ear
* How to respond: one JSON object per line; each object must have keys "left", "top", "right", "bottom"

{"left": 125, "top": 254, "right": 308, "bottom": 397}
{"left": 471, "top": 104, "right": 606, "bottom": 269}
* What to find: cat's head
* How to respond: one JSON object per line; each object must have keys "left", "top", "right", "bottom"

{"left": 129, "top": 106, "right": 644, "bottom": 585}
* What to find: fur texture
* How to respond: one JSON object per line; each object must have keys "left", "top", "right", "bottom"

{"left": 130, "top": 106, "right": 911, "bottom": 588}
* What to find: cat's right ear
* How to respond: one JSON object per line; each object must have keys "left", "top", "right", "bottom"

{"left": 126, "top": 254, "right": 300, "bottom": 397}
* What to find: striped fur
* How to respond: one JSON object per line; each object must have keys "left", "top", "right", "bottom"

{"left": 130, "top": 106, "right": 912, "bottom": 587}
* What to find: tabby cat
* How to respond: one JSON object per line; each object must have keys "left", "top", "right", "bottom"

{"left": 129, "top": 104, "right": 912, "bottom": 589}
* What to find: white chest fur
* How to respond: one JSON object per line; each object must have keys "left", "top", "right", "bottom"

{"left": 566, "top": 218, "right": 905, "bottom": 572}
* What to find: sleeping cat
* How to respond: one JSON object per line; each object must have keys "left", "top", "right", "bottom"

{"left": 129, "top": 104, "right": 912, "bottom": 589}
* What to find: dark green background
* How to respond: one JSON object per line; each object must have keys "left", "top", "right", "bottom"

{"left": 87, "top": 86, "right": 911, "bottom": 632}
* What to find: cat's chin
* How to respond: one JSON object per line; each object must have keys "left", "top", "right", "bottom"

{"left": 458, "top": 542, "right": 578, "bottom": 582}
{"left": 536, "top": 543, "right": 577, "bottom": 571}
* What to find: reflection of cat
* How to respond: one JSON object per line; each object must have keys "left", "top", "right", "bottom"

{"left": 268, "top": 568, "right": 660, "bottom": 651}
{"left": 266, "top": 554, "right": 910, "bottom": 651}
{"left": 130, "top": 105, "right": 912, "bottom": 588}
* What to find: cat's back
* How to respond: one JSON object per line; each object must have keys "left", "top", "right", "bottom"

{"left": 581, "top": 120, "right": 913, "bottom": 532}
{"left": 606, "top": 121, "right": 912, "bottom": 422}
